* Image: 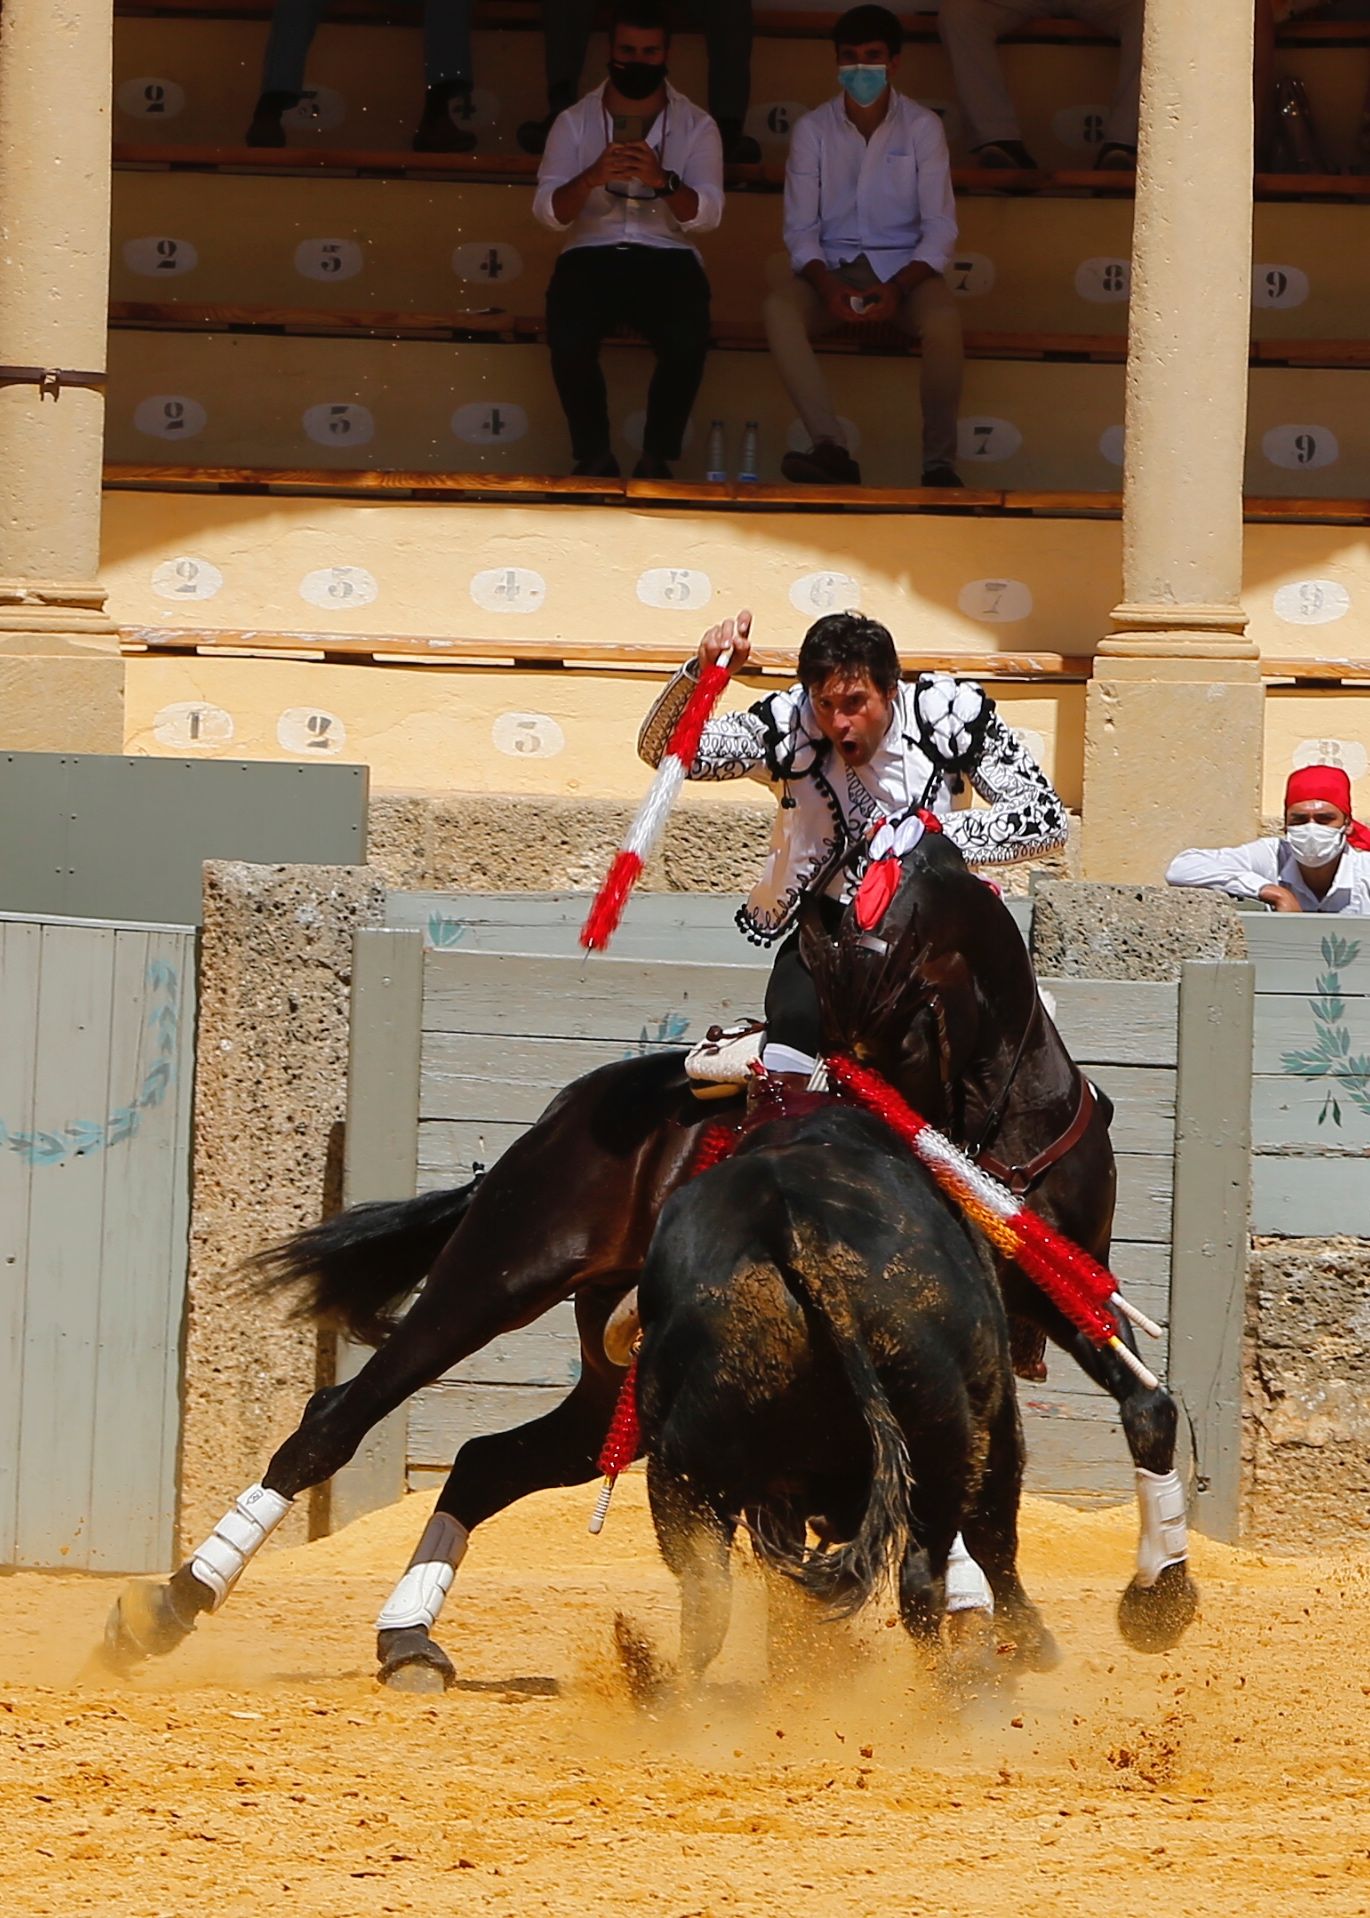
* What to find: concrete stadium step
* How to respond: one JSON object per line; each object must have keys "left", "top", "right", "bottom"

{"left": 104, "top": 325, "right": 1370, "bottom": 496}
{"left": 106, "top": 327, "right": 1131, "bottom": 488}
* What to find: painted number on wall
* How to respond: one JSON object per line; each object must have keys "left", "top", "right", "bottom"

{"left": 956, "top": 416, "right": 1022, "bottom": 463}
{"left": 299, "top": 565, "right": 379, "bottom": 609}
{"left": 957, "top": 578, "right": 1034, "bottom": 623}
{"left": 470, "top": 567, "right": 547, "bottom": 614}
{"left": 790, "top": 571, "right": 860, "bottom": 614}
{"left": 152, "top": 701, "right": 235, "bottom": 748}
{"left": 452, "top": 243, "right": 525, "bottom": 284}
{"left": 1273, "top": 580, "right": 1351, "bottom": 626}
{"left": 117, "top": 76, "right": 186, "bottom": 119}
{"left": 302, "top": 402, "right": 375, "bottom": 447}
{"left": 1074, "top": 257, "right": 1130, "bottom": 303}
{"left": 151, "top": 556, "right": 224, "bottom": 601}
{"left": 295, "top": 238, "right": 364, "bottom": 282}
{"left": 491, "top": 712, "right": 566, "bottom": 758}
{"left": 1293, "top": 737, "right": 1368, "bottom": 779}
{"left": 1262, "top": 424, "right": 1339, "bottom": 471}
{"left": 451, "top": 402, "right": 530, "bottom": 445}
{"left": 1098, "top": 424, "right": 1125, "bottom": 467}
{"left": 277, "top": 708, "right": 348, "bottom": 755}
{"left": 1052, "top": 104, "right": 1109, "bottom": 150}
{"left": 949, "top": 253, "right": 995, "bottom": 297}
{"left": 122, "top": 236, "right": 199, "bottom": 277}
{"left": 134, "top": 395, "right": 207, "bottom": 441}
{"left": 1252, "top": 264, "right": 1310, "bottom": 310}
{"left": 282, "top": 87, "right": 346, "bottom": 132}
{"left": 636, "top": 568, "right": 713, "bottom": 611}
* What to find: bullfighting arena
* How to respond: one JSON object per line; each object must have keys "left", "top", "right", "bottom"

{"left": 1, "top": 1476, "right": 1366, "bottom": 1917}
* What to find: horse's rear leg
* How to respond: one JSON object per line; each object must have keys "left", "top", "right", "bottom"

{"left": 102, "top": 1252, "right": 588, "bottom": 1672}
{"left": 375, "top": 1361, "right": 621, "bottom": 1691}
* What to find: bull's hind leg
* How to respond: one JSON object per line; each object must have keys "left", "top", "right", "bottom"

{"left": 646, "top": 1466, "right": 734, "bottom": 1696}
{"left": 959, "top": 1388, "right": 1059, "bottom": 1673}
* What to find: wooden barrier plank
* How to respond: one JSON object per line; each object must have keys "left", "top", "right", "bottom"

{"left": 408, "top": 1383, "right": 567, "bottom": 1472}
{"left": 422, "top": 950, "right": 764, "bottom": 1041}
{"left": 1254, "top": 994, "right": 1370, "bottom": 1072}
{"left": 1251, "top": 1075, "right": 1370, "bottom": 1153}
{"left": 389, "top": 890, "right": 765, "bottom": 965}
{"left": 417, "top": 1118, "right": 527, "bottom": 1186}
{"left": 1252, "top": 1154, "right": 1370, "bottom": 1235}
{"left": 1112, "top": 1157, "right": 1173, "bottom": 1245}
{"left": 1168, "top": 960, "right": 1254, "bottom": 1545}
{"left": 436, "top": 1300, "right": 581, "bottom": 1390}
{"left": 1242, "top": 915, "right": 1370, "bottom": 993}
{"left": 331, "top": 928, "right": 426, "bottom": 1531}
{"left": 0, "top": 922, "right": 44, "bottom": 1563}
{"left": 1045, "top": 979, "right": 1179, "bottom": 1067}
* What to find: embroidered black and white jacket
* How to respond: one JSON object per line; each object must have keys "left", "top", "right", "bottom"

{"left": 638, "top": 666, "right": 1067, "bottom": 943}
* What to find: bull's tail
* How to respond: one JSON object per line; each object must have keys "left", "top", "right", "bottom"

{"left": 247, "top": 1183, "right": 478, "bottom": 1346}
{"left": 770, "top": 1250, "right": 915, "bottom": 1617}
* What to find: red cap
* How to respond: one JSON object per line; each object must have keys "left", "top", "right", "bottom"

{"left": 1285, "top": 764, "right": 1370, "bottom": 850}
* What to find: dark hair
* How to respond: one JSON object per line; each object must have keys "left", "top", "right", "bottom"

{"left": 833, "top": 5, "right": 903, "bottom": 56}
{"left": 798, "top": 612, "right": 901, "bottom": 694}
{"left": 610, "top": 0, "right": 672, "bottom": 39}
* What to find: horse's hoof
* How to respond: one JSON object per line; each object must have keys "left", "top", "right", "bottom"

{"left": 1013, "top": 1622, "right": 1062, "bottom": 1673}
{"left": 101, "top": 1580, "right": 196, "bottom": 1671}
{"left": 376, "top": 1626, "right": 456, "bottom": 1692}
{"left": 1117, "top": 1562, "right": 1199, "bottom": 1653}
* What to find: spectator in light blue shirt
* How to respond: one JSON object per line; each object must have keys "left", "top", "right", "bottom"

{"left": 763, "top": 3, "right": 964, "bottom": 489}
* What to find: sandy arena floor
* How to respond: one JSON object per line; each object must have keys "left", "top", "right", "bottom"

{"left": 0, "top": 1476, "right": 1366, "bottom": 1917}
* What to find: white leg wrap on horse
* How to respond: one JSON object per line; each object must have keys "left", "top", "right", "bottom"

{"left": 1134, "top": 1468, "right": 1188, "bottom": 1588}
{"left": 761, "top": 1042, "right": 818, "bottom": 1078}
{"left": 189, "top": 1483, "right": 293, "bottom": 1611}
{"left": 944, "top": 1531, "right": 994, "bottom": 1615}
{"left": 375, "top": 1512, "right": 470, "bottom": 1632}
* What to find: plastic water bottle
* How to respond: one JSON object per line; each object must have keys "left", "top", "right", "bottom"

{"left": 705, "top": 419, "right": 727, "bottom": 482}
{"left": 738, "top": 420, "right": 760, "bottom": 483}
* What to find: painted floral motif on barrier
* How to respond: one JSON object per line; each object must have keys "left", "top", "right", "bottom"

{"left": 1279, "top": 933, "right": 1370, "bottom": 1128}
{"left": 0, "top": 960, "right": 180, "bottom": 1166}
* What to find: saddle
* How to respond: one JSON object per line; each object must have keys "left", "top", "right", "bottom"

{"left": 683, "top": 1016, "right": 764, "bottom": 1096}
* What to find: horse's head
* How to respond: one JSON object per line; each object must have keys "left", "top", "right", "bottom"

{"left": 799, "top": 831, "right": 1005, "bottom": 1129}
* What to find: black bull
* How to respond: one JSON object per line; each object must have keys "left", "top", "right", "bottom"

{"left": 636, "top": 1102, "right": 1058, "bottom": 1684}
{"left": 103, "top": 833, "right": 1196, "bottom": 1687}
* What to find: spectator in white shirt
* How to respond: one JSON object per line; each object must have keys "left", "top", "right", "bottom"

{"left": 763, "top": 4, "right": 964, "bottom": 489}
{"left": 938, "top": 0, "right": 1143, "bottom": 171}
{"left": 532, "top": 0, "right": 724, "bottom": 480}
{"left": 1166, "top": 765, "right": 1370, "bottom": 915}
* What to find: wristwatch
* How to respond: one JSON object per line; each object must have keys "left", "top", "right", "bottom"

{"left": 659, "top": 168, "right": 681, "bottom": 197}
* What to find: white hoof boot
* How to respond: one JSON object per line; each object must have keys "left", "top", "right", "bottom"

{"left": 945, "top": 1532, "right": 994, "bottom": 1615}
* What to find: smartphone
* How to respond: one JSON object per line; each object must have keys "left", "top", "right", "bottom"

{"left": 612, "top": 113, "right": 648, "bottom": 144}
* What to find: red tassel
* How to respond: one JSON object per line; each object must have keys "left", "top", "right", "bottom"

{"left": 598, "top": 1358, "right": 641, "bottom": 1477}
{"left": 828, "top": 1055, "right": 929, "bottom": 1149}
{"left": 1013, "top": 1209, "right": 1116, "bottom": 1309}
{"left": 579, "top": 848, "right": 643, "bottom": 952}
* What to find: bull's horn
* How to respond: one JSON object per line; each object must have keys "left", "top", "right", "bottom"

{"left": 603, "top": 1288, "right": 641, "bottom": 1367}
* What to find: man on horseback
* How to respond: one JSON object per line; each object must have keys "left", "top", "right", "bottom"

{"left": 638, "top": 609, "right": 1068, "bottom": 1094}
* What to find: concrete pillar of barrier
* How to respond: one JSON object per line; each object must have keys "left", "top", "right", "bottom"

{"left": 1082, "top": 0, "right": 1264, "bottom": 881}
{"left": 0, "top": 0, "right": 124, "bottom": 750}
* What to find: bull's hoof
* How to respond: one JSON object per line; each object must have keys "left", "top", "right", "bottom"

{"left": 1117, "top": 1562, "right": 1199, "bottom": 1653}
{"left": 377, "top": 1626, "right": 455, "bottom": 1692}
{"left": 1010, "top": 1619, "right": 1062, "bottom": 1673}
{"left": 101, "top": 1579, "right": 197, "bottom": 1671}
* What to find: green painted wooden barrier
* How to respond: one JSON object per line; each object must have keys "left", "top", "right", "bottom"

{"left": 0, "top": 913, "right": 196, "bottom": 1573}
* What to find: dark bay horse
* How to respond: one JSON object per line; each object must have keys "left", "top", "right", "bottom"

{"left": 103, "top": 835, "right": 1193, "bottom": 1688}
{"left": 633, "top": 1101, "right": 1057, "bottom": 1694}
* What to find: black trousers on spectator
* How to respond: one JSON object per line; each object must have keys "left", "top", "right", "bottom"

{"left": 545, "top": 244, "right": 711, "bottom": 463}
{"left": 762, "top": 896, "right": 844, "bottom": 1059}
{"left": 542, "top": 0, "right": 753, "bottom": 126}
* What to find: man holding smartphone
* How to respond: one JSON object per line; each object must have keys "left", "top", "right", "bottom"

{"left": 763, "top": 4, "right": 964, "bottom": 490}
{"left": 533, "top": 0, "right": 724, "bottom": 480}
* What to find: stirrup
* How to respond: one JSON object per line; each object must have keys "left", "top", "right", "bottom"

{"left": 684, "top": 1017, "right": 764, "bottom": 1096}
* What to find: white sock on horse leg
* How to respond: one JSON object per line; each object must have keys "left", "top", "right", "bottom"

{"left": 944, "top": 1531, "right": 994, "bottom": 1614}
{"left": 375, "top": 1511, "right": 470, "bottom": 1632}
{"left": 761, "top": 1043, "right": 818, "bottom": 1077}
{"left": 189, "top": 1483, "right": 294, "bottom": 1611}
{"left": 1134, "top": 1468, "right": 1188, "bottom": 1587}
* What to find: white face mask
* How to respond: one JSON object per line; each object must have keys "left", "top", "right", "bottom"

{"left": 1286, "top": 820, "right": 1347, "bottom": 868}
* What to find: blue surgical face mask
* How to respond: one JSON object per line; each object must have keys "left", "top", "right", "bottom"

{"left": 838, "top": 63, "right": 888, "bottom": 108}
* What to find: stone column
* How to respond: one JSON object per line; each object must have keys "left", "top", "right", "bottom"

{"left": 1082, "top": 0, "right": 1264, "bottom": 881}
{"left": 0, "top": 0, "right": 124, "bottom": 751}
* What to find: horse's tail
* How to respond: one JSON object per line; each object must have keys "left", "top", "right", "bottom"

{"left": 770, "top": 1243, "right": 915, "bottom": 1617}
{"left": 247, "top": 1183, "right": 478, "bottom": 1346}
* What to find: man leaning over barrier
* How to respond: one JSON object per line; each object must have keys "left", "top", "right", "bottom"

{"left": 1167, "top": 764, "right": 1370, "bottom": 915}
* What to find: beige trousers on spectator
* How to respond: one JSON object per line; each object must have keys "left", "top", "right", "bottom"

{"left": 763, "top": 255, "right": 964, "bottom": 468}
{"left": 939, "top": 0, "right": 1144, "bottom": 149}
